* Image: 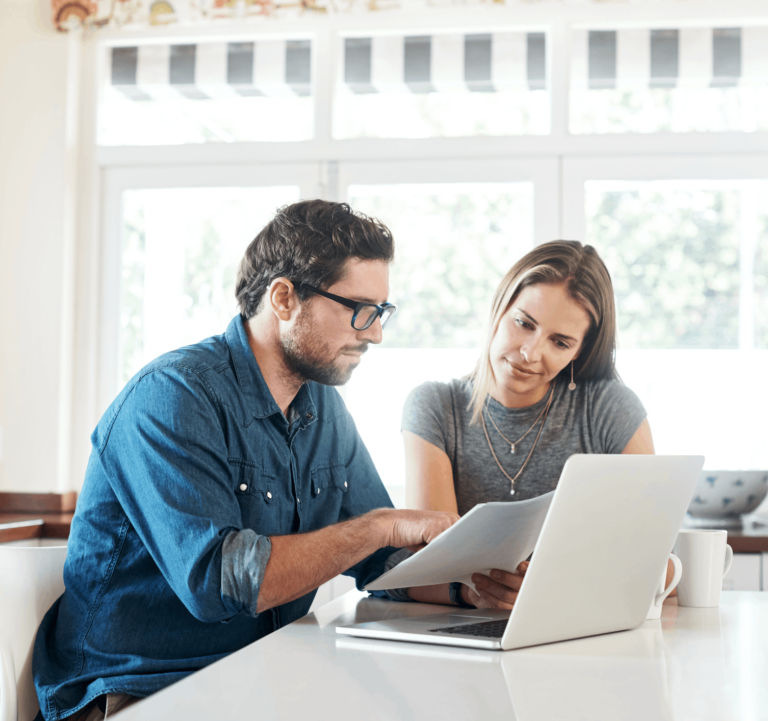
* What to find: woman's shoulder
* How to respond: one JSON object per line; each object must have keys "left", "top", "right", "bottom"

{"left": 581, "top": 377, "right": 643, "bottom": 405}
{"left": 405, "top": 377, "right": 472, "bottom": 409}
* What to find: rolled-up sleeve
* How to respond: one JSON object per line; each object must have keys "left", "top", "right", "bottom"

{"left": 97, "top": 367, "right": 269, "bottom": 623}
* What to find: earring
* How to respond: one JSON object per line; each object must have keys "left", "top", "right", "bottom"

{"left": 568, "top": 361, "right": 576, "bottom": 391}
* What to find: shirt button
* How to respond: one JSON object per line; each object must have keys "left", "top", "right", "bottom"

{"left": 266, "top": 491, "right": 272, "bottom": 499}
{"left": 344, "top": 481, "right": 348, "bottom": 488}
{"left": 297, "top": 498, "right": 301, "bottom": 503}
{"left": 317, "top": 487, "right": 322, "bottom": 494}
{"left": 239, "top": 484, "right": 247, "bottom": 491}
{"left": 305, "top": 412, "right": 313, "bottom": 420}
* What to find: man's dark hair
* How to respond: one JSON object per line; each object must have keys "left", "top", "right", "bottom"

{"left": 235, "top": 200, "right": 395, "bottom": 320}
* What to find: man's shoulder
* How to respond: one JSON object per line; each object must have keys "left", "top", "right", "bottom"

{"left": 141, "top": 332, "right": 231, "bottom": 378}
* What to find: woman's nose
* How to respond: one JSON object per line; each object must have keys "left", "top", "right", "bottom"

{"left": 521, "top": 338, "right": 543, "bottom": 363}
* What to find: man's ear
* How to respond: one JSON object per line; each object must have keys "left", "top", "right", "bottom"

{"left": 267, "top": 278, "right": 300, "bottom": 321}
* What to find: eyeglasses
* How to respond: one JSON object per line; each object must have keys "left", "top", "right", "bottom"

{"left": 299, "top": 283, "right": 397, "bottom": 331}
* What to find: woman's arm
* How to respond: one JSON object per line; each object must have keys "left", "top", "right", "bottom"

{"left": 621, "top": 418, "right": 655, "bottom": 454}
{"left": 403, "top": 430, "right": 459, "bottom": 514}
{"left": 402, "top": 430, "right": 525, "bottom": 608}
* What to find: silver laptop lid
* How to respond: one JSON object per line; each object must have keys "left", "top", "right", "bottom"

{"left": 501, "top": 454, "right": 704, "bottom": 650}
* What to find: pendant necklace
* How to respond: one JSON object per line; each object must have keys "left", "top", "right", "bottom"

{"left": 484, "top": 388, "right": 552, "bottom": 455}
{"left": 480, "top": 382, "right": 556, "bottom": 496}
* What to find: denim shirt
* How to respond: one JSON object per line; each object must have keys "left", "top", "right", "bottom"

{"left": 33, "top": 316, "right": 397, "bottom": 720}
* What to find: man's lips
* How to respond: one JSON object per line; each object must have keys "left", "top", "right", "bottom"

{"left": 341, "top": 344, "right": 369, "bottom": 357}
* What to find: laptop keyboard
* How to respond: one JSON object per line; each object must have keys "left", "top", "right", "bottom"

{"left": 429, "top": 620, "right": 506, "bottom": 638}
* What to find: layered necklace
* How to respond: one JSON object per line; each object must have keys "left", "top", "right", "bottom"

{"left": 480, "top": 381, "right": 556, "bottom": 496}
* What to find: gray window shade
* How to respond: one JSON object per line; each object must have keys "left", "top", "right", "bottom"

{"left": 345, "top": 38, "right": 374, "bottom": 94}
{"left": 464, "top": 34, "right": 493, "bottom": 92}
{"left": 228, "top": 42, "right": 261, "bottom": 97}
{"left": 712, "top": 28, "right": 741, "bottom": 87}
{"left": 527, "top": 32, "right": 546, "bottom": 91}
{"left": 588, "top": 31, "right": 617, "bottom": 90}
{"left": 404, "top": 36, "right": 433, "bottom": 94}
{"left": 170, "top": 45, "right": 206, "bottom": 99}
{"left": 112, "top": 47, "right": 138, "bottom": 85}
{"left": 286, "top": 40, "right": 311, "bottom": 96}
{"left": 650, "top": 30, "right": 679, "bottom": 88}
{"left": 111, "top": 47, "right": 151, "bottom": 100}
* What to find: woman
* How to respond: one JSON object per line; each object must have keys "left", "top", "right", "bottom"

{"left": 401, "top": 241, "right": 654, "bottom": 609}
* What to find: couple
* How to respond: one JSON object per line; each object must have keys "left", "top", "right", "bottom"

{"left": 34, "top": 200, "right": 652, "bottom": 720}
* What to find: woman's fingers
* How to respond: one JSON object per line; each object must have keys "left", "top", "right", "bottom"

{"left": 471, "top": 573, "right": 519, "bottom": 607}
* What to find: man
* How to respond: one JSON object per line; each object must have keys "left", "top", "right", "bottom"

{"left": 33, "top": 201, "right": 457, "bottom": 720}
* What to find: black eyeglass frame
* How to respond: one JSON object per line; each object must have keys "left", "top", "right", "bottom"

{"left": 299, "top": 283, "right": 397, "bottom": 331}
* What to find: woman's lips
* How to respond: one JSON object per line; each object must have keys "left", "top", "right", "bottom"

{"left": 506, "top": 360, "right": 539, "bottom": 377}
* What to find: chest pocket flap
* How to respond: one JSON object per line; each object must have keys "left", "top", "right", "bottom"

{"left": 311, "top": 464, "right": 348, "bottom": 498}
{"left": 229, "top": 458, "right": 278, "bottom": 504}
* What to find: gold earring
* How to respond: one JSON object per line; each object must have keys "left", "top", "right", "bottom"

{"left": 568, "top": 361, "right": 576, "bottom": 391}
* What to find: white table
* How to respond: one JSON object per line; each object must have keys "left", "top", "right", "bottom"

{"left": 119, "top": 591, "right": 768, "bottom": 721}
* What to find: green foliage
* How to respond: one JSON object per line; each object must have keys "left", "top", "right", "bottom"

{"left": 350, "top": 186, "right": 533, "bottom": 348}
{"left": 587, "top": 187, "right": 741, "bottom": 349}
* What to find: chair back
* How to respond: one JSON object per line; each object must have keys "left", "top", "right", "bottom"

{"left": 0, "top": 540, "right": 68, "bottom": 721}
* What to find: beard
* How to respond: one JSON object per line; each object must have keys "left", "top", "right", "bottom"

{"left": 280, "top": 307, "right": 369, "bottom": 386}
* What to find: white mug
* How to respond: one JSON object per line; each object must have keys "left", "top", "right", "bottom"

{"left": 646, "top": 553, "right": 682, "bottom": 620}
{"left": 674, "top": 529, "right": 733, "bottom": 608}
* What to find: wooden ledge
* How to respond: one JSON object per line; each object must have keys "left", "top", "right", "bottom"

{"left": 0, "top": 492, "right": 76, "bottom": 543}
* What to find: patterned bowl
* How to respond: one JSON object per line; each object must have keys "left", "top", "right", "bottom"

{"left": 686, "top": 471, "right": 768, "bottom": 528}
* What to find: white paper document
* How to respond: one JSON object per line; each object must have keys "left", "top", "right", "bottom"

{"left": 365, "top": 491, "right": 555, "bottom": 593}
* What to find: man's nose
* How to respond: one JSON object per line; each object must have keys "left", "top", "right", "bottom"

{"left": 358, "top": 316, "right": 383, "bottom": 345}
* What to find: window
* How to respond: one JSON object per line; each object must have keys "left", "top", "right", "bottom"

{"left": 98, "top": 5, "right": 768, "bottom": 505}
{"left": 343, "top": 179, "right": 535, "bottom": 506}
{"left": 334, "top": 31, "right": 549, "bottom": 138}
{"left": 119, "top": 186, "right": 300, "bottom": 383}
{"left": 570, "top": 26, "right": 768, "bottom": 134}
{"left": 102, "top": 40, "right": 314, "bottom": 145}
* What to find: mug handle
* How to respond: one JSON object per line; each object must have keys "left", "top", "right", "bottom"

{"left": 722, "top": 544, "right": 733, "bottom": 578}
{"left": 655, "top": 554, "right": 682, "bottom": 608}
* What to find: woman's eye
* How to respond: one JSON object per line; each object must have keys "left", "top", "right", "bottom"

{"left": 515, "top": 318, "right": 532, "bottom": 329}
{"left": 554, "top": 339, "right": 569, "bottom": 350}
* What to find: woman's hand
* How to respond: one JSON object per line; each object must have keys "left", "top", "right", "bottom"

{"left": 463, "top": 561, "right": 529, "bottom": 610}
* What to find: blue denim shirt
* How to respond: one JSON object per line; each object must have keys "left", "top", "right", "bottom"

{"left": 33, "top": 316, "right": 397, "bottom": 720}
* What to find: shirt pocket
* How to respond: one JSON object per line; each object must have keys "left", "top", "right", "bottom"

{"left": 229, "top": 459, "right": 286, "bottom": 535}
{"left": 311, "top": 464, "right": 348, "bottom": 498}
{"left": 230, "top": 459, "right": 279, "bottom": 503}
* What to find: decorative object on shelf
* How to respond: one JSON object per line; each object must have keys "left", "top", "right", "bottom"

{"left": 51, "top": 0, "right": 747, "bottom": 34}
{"left": 686, "top": 471, "right": 768, "bottom": 528}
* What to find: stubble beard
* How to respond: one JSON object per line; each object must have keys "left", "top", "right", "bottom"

{"left": 280, "top": 307, "right": 368, "bottom": 387}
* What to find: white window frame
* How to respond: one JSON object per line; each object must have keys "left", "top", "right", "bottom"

{"left": 99, "top": 163, "right": 320, "bottom": 411}
{"left": 562, "top": 154, "right": 768, "bottom": 352}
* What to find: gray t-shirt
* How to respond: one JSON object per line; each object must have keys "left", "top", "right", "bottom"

{"left": 402, "top": 377, "right": 647, "bottom": 516}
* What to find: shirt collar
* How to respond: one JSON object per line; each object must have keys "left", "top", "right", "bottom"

{"left": 225, "top": 315, "right": 317, "bottom": 425}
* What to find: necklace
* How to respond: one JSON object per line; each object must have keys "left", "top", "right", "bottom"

{"left": 485, "top": 388, "right": 551, "bottom": 455}
{"left": 480, "top": 382, "right": 556, "bottom": 496}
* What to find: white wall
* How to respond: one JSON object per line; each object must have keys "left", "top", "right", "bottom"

{"left": 0, "top": 0, "right": 80, "bottom": 493}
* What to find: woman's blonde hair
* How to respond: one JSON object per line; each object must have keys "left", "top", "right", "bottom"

{"left": 467, "top": 240, "right": 619, "bottom": 424}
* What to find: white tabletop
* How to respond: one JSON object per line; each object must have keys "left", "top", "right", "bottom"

{"left": 119, "top": 591, "right": 768, "bottom": 721}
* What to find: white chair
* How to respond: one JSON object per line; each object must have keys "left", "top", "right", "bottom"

{"left": 0, "top": 539, "right": 68, "bottom": 721}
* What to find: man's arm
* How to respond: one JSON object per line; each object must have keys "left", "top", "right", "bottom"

{"left": 257, "top": 508, "right": 457, "bottom": 612}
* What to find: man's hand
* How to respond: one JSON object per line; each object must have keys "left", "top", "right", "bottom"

{"left": 378, "top": 508, "right": 459, "bottom": 552}
{"left": 463, "top": 561, "right": 529, "bottom": 610}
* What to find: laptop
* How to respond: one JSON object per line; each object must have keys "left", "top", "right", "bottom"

{"left": 337, "top": 454, "right": 704, "bottom": 651}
